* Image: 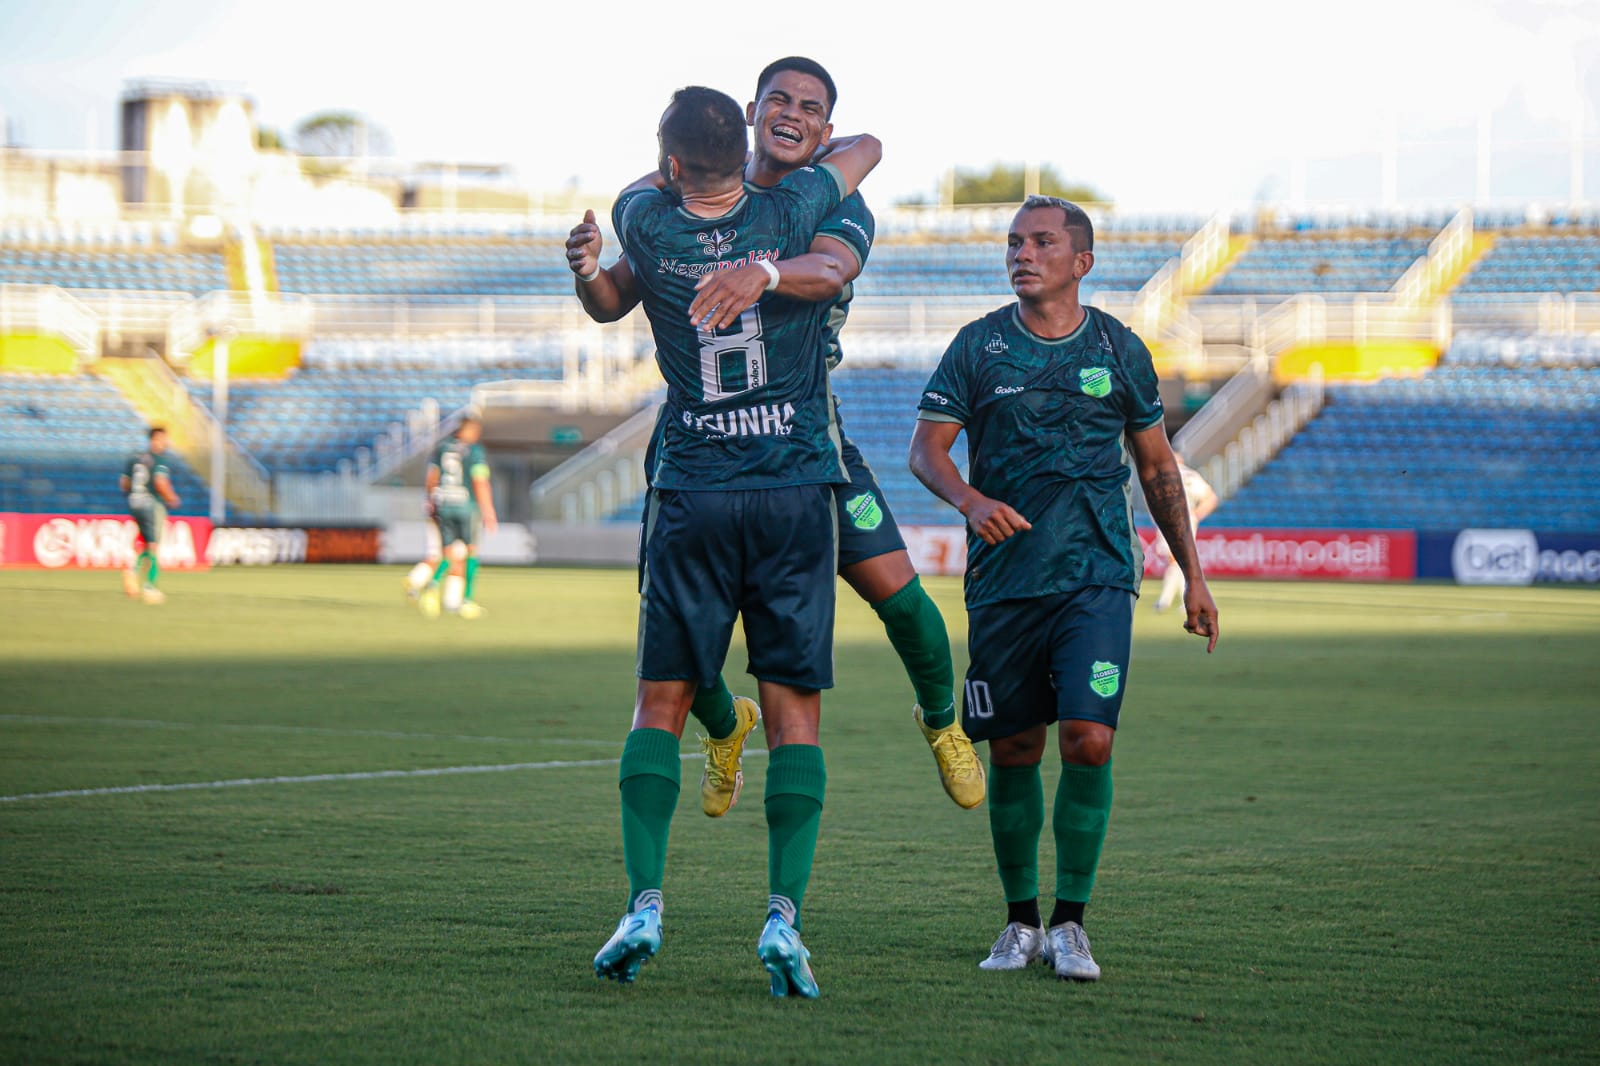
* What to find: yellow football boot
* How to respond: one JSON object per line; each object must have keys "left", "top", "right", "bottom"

{"left": 915, "top": 705, "right": 985, "bottom": 809}
{"left": 698, "top": 696, "right": 762, "bottom": 817}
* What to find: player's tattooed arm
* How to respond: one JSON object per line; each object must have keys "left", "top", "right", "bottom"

{"left": 566, "top": 209, "right": 640, "bottom": 323}
{"left": 1129, "top": 423, "right": 1219, "bottom": 651}
{"left": 688, "top": 234, "right": 858, "bottom": 332}
{"left": 910, "top": 419, "right": 1032, "bottom": 546}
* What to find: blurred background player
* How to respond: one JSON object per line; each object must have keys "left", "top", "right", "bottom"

{"left": 911, "top": 197, "right": 1218, "bottom": 983}
{"left": 578, "top": 85, "right": 880, "bottom": 998}
{"left": 566, "top": 56, "right": 981, "bottom": 813}
{"left": 402, "top": 510, "right": 444, "bottom": 603}
{"left": 1152, "top": 453, "right": 1218, "bottom": 613}
{"left": 417, "top": 414, "right": 497, "bottom": 620}
{"left": 119, "top": 426, "right": 180, "bottom": 605}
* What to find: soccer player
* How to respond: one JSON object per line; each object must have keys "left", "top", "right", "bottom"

{"left": 119, "top": 426, "right": 180, "bottom": 605}
{"left": 577, "top": 85, "right": 880, "bottom": 997}
{"left": 909, "top": 197, "right": 1219, "bottom": 982}
{"left": 417, "top": 414, "right": 497, "bottom": 620}
{"left": 403, "top": 514, "right": 443, "bottom": 603}
{"left": 566, "top": 57, "right": 982, "bottom": 814}
{"left": 1153, "top": 453, "right": 1218, "bottom": 613}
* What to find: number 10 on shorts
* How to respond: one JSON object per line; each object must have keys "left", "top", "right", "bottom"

{"left": 964, "top": 679, "right": 995, "bottom": 719}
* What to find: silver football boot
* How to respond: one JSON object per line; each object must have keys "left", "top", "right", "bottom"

{"left": 1042, "top": 921, "right": 1101, "bottom": 981}
{"left": 977, "top": 921, "right": 1045, "bottom": 970}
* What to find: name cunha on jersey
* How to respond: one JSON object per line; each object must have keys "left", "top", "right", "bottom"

{"left": 682, "top": 401, "right": 796, "bottom": 438}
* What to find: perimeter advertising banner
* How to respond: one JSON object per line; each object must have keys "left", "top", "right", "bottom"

{"left": 1417, "top": 529, "right": 1600, "bottom": 585}
{"left": 0, "top": 513, "right": 213, "bottom": 570}
{"left": 902, "top": 526, "right": 1416, "bottom": 581}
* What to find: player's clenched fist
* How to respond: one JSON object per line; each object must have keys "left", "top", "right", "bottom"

{"left": 566, "top": 209, "right": 602, "bottom": 278}
{"left": 960, "top": 495, "right": 1032, "bottom": 545}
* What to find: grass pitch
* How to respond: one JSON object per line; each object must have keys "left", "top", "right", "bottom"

{"left": 1, "top": 566, "right": 1596, "bottom": 1064}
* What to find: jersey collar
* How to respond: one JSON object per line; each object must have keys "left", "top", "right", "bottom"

{"left": 1010, "top": 304, "right": 1092, "bottom": 346}
{"left": 675, "top": 194, "right": 750, "bottom": 224}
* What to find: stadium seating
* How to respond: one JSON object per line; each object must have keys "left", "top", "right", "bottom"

{"left": 0, "top": 372, "right": 207, "bottom": 514}
{"left": 1209, "top": 237, "right": 1431, "bottom": 295}
{"left": 0, "top": 247, "right": 227, "bottom": 294}
{"left": 1451, "top": 236, "right": 1600, "bottom": 301}
{"left": 188, "top": 340, "right": 573, "bottom": 473}
{"left": 271, "top": 239, "right": 570, "bottom": 297}
{"left": 1212, "top": 354, "right": 1600, "bottom": 532}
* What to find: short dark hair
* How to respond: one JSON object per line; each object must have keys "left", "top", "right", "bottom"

{"left": 1020, "top": 194, "right": 1094, "bottom": 253}
{"left": 148, "top": 426, "right": 167, "bottom": 440}
{"left": 755, "top": 56, "right": 838, "bottom": 117}
{"left": 660, "top": 86, "right": 748, "bottom": 186}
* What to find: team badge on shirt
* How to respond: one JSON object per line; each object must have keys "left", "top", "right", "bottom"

{"left": 1080, "top": 367, "right": 1112, "bottom": 398}
{"left": 845, "top": 492, "right": 883, "bottom": 531}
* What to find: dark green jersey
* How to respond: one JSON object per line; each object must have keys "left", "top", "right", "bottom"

{"left": 617, "top": 184, "right": 872, "bottom": 371}
{"left": 429, "top": 438, "right": 489, "bottom": 513}
{"left": 618, "top": 164, "right": 849, "bottom": 491}
{"left": 917, "top": 305, "right": 1165, "bottom": 608}
{"left": 123, "top": 451, "right": 170, "bottom": 511}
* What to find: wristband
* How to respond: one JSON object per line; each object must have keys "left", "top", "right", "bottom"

{"left": 757, "top": 257, "right": 780, "bottom": 291}
{"left": 577, "top": 267, "right": 601, "bottom": 284}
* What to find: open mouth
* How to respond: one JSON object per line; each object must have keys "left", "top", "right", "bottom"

{"left": 770, "top": 124, "right": 804, "bottom": 146}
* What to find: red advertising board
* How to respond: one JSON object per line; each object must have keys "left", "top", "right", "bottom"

{"left": 0, "top": 513, "right": 213, "bottom": 571}
{"left": 905, "top": 525, "right": 1416, "bottom": 581}
{"left": 1139, "top": 528, "right": 1416, "bottom": 581}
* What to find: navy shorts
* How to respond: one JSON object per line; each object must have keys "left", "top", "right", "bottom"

{"left": 834, "top": 426, "right": 908, "bottom": 570}
{"left": 961, "top": 585, "right": 1135, "bottom": 742}
{"left": 637, "top": 485, "right": 838, "bottom": 690}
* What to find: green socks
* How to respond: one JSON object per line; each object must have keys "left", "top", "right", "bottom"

{"left": 135, "top": 550, "right": 157, "bottom": 587}
{"left": 464, "top": 557, "right": 480, "bottom": 600}
{"left": 871, "top": 576, "right": 955, "bottom": 726}
{"left": 690, "top": 675, "right": 738, "bottom": 740}
{"left": 145, "top": 554, "right": 160, "bottom": 588}
{"left": 618, "top": 727, "right": 681, "bottom": 913}
{"left": 430, "top": 559, "right": 450, "bottom": 586}
{"left": 764, "top": 744, "right": 826, "bottom": 931}
{"left": 987, "top": 762, "right": 1044, "bottom": 902}
{"left": 1054, "top": 760, "right": 1113, "bottom": 905}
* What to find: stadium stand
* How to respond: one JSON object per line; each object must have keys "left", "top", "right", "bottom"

{"left": 0, "top": 372, "right": 207, "bottom": 513}
{"left": 1211, "top": 334, "right": 1600, "bottom": 532}
{"left": 1451, "top": 236, "right": 1600, "bottom": 300}
{"left": 1209, "top": 236, "right": 1432, "bottom": 295}
{"left": 0, "top": 247, "right": 227, "bottom": 294}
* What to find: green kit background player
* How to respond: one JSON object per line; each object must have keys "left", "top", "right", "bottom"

{"left": 573, "top": 84, "right": 881, "bottom": 997}
{"left": 119, "top": 426, "right": 180, "bottom": 605}
{"left": 418, "top": 414, "right": 497, "bottom": 620}
{"left": 566, "top": 56, "right": 982, "bottom": 812}
{"left": 910, "top": 197, "right": 1219, "bottom": 982}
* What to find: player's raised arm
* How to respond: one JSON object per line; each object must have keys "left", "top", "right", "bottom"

{"left": 909, "top": 419, "right": 1031, "bottom": 546}
{"left": 1128, "top": 423, "right": 1218, "bottom": 651}
{"left": 567, "top": 209, "right": 641, "bottom": 323}
{"left": 816, "top": 133, "right": 881, "bottom": 199}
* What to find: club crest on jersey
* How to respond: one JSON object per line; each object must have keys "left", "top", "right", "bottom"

{"left": 1089, "top": 660, "right": 1121, "bottom": 699}
{"left": 698, "top": 228, "right": 737, "bottom": 259}
{"left": 844, "top": 493, "right": 883, "bottom": 531}
{"left": 1080, "top": 367, "right": 1112, "bottom": 398}
{"left": 984, "top": 333, "right": 1008, "bottom": 354}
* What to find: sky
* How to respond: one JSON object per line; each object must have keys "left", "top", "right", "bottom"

{"left": 1, "top": 0, "right": 1598, "bottom": 211}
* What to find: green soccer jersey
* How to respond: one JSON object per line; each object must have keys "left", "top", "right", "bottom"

{"left": 429, "top": 437, "right": 489, "bottom": 514}
{"left": 617, "top": 164, "right": 849, "bottom": 491}
{"left": 123, "top": 451, "right": 170, "bottom": 511}
{"left": 917, "top": 304, "right": 1166, "bottom": 608}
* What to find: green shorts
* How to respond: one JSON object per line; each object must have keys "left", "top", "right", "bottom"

{"left": 434, "top": 508, "right": 480, "bottom": 549}
{"left": 129, "top": 503, "right": 166, "bottom": 547}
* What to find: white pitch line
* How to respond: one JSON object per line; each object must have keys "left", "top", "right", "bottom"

{"left": 0, "top": 714, "right": 611, "bottom": 747}
{"left": 0, "top": 749, "right": 768, "bottom": 805}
